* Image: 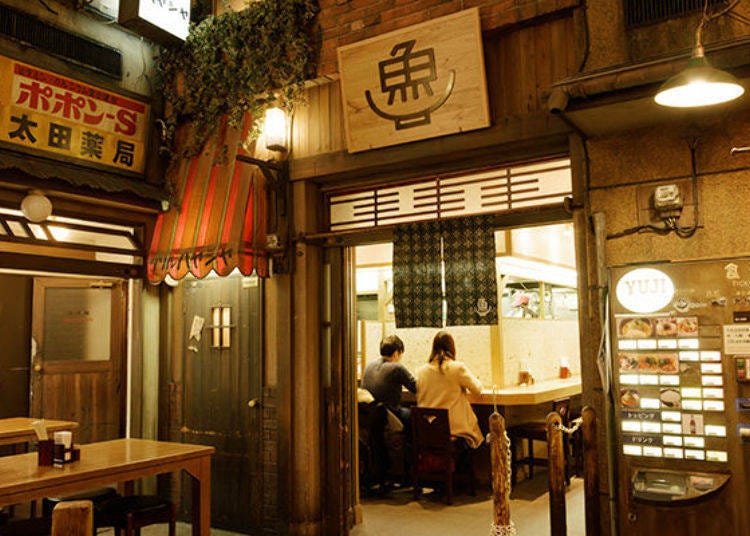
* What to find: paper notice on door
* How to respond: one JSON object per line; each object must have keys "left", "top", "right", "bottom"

{"left": 190, "top": 315, "right": 205, "bottom": 341}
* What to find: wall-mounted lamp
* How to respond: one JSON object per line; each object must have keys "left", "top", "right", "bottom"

{"left": 263, "top": 107, "right": 288, "bottom": 153}
{"left": 655, "top": 4, "right": 744, "bottom": 107}
{"left": 20, "top": 190, "right": 53, "bottom": 222}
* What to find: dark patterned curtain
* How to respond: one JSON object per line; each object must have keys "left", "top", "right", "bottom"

{"left": 393, "top": 220, "right": 443, "bottom": 328}
{"left": 442, "top": 215, "right": 498, "bottom": 326}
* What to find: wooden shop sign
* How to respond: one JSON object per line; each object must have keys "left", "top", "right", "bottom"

{"left": 337, "top": 8, "right": 490, "bottom": 153}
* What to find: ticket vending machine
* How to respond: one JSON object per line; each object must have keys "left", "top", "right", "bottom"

{"left": 611, "top": 261, "right": 750, "bottom": 535}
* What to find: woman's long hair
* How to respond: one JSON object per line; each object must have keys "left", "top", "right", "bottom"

{"left": 429, "top": 331, "right": 456, "bottom": 372}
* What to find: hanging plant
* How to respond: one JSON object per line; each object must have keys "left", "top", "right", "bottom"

{"left": 155, "top": 0, "right": 319, "bottom": 159}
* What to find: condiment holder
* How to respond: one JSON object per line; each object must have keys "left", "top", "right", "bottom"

{"left": 36, "top": 429, "right": 80, "bottom": 467}
{"left": 52, "top": 430, "right": 80, "bottom": 466}
{"left": 37, "top": 439, "right": 54, "bottom": 466}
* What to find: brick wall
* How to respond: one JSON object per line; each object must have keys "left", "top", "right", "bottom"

{"left": 316, "top": 0, "right": 579, "bottom": 76}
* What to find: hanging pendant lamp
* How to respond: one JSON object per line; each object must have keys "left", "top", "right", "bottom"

{"left": 655, "top": 45, "right": 744, "bottom": 107}
{"left": 655, "top": 2, "right": 744, "bottom": 108}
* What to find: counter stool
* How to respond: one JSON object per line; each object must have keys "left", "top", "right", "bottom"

{"left": 42, "top": 486, "right": 119, "bottom": 518}
{"left": 508, "top": 398, "right": 572, "bottom": 486}
{"left": 96, "top": 495, "right": 176, "bottom": 536}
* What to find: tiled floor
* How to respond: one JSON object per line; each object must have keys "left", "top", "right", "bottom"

{"left": 9, "top": 473, "right": 582, "bottom": 535}
{"left": 352, "top": 473, "right": 585, "bottom": 536}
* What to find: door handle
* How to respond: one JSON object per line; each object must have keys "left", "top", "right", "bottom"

{"left": 247, "top": 399, "right": 261, "bottom": 408}
{"left": 33, "top": 364, "right": 42, "bottom": 372}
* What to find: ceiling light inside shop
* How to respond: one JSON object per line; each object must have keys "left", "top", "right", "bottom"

{"left": 496, "top": 256, "right": 577, "bottom": 288}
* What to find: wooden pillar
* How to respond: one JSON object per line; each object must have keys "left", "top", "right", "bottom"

{"left": 287, "top": 179, "right": 323, "bottom": 535}
{"left": 51, "top": 500, "right": 93, "bottom": 536}
{"left": 582, "top": 406, "right": 601, "bottom": 536}
{"left": 547, "top": 412, "right": 566, "bottom": 536}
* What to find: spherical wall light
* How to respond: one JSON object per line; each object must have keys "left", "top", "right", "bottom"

{"left": 20, "top": 190, "right": 53, "bottom": 222}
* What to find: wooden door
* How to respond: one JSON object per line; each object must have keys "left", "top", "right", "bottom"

{"left": 30, "top": 277, "right": 126, "bottom": 443}
{"left": 178, "top": 275, "right": 263, "bottom": 533}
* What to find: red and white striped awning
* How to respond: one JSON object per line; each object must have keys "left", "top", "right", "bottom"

{"left": 147, "top": 116, "right": 269, "bottom": 283}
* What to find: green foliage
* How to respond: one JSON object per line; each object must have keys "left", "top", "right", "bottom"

{"left": 156, "top": 0, "right": 318, "bottom": 158}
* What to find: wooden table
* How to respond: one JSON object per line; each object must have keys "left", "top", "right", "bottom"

{"left": 0, "top": 418, "right": 78, "bottom": 447}
{"left": 0, "top": 438, "right": 215, "bottom": 536}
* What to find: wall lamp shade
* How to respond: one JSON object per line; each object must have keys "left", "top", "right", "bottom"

{"left": 21, "top": 190, "right": 53, "bottom": 222}
{"left": 263, "top": 107, "right": 288, "bottom": 152}
{"left": 655, "top": 53, "right": 745, "bottom": 108}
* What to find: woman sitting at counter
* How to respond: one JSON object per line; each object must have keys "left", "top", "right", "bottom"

{"left": 416, "top": 331, "right": 484, "bottom": 449}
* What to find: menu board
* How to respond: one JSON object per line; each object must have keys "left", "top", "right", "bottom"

{"left": 615, "top": 314, "right": 728, "bottom": 462}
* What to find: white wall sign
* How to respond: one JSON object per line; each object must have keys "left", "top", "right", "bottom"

{"left": 616, "top": 268, "right": 675, "bottom": 313}
{"left": 88, "top": 0, "right": 119, "bottom": 19}
{"left": 120, "top": 0, "right": 190, "bottom": 44}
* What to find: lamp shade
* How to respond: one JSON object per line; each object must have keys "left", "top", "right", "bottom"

{"left": 20, "top": 190, "right": 53, "bottom": 222}
{"left": 655, "top": 55, "right": 745, "bottom": 108}
{"left": 263, "top": 107, "right": 288, "bottom": 152}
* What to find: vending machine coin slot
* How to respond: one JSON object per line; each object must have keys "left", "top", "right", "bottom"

{"left": 631, "top": 468, "right": 730, "bottom": 504}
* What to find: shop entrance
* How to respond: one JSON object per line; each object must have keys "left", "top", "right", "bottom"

{"left": 348, "top": 221, "right": 585, "bottom": 535}
{"left": 168, "top": 274, "right": 264, "bottom": 533}
{"left": 30, "top": 277, "right": 126, "bottom": 443}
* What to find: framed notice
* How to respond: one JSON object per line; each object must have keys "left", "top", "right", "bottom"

{"left": 337, "top": 8, "right": 490, "bottom": 153}
{"left": 724, "top": 324, "right": 750, "bottom": 354}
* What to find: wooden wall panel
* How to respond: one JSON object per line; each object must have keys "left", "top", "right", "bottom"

{"left": 0, "top": 275, "right": 32, "bottom": 420}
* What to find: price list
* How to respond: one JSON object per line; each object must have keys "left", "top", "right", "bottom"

{"left": 615, "top": 315, "right": 728, "bottom": 462}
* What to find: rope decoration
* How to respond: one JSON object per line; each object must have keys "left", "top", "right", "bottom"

{"left": 490, "top": 521, "right": 517, "bottom": 536}
{"left": 487, "top": 385, "right": 517, "bottom": 536}
{"left": 553, "top": 416, "right": 583, "bottom": 435}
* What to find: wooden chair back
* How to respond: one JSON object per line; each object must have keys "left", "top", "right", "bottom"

{"left": 411, "top": 406, "right": 476, "bottom": 504}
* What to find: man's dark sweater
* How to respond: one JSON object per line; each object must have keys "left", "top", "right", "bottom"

{"left": 361, "top": 357, "right": 417, "bottom": 410}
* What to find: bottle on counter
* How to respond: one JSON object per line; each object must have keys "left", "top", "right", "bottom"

{"left": 559, "top": 356, "right": 571, "bottom": 379}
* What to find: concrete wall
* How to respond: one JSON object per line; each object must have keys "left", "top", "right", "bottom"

{"left": 0, "top": 0, "right": 156, "bottom": 99}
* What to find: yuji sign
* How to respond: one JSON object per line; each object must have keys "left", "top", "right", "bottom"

{"left": 337, "top": 8, "right": 490, "bottom": 153}
{"left": 0, "top": 55, "right": 149, "bottom": 174}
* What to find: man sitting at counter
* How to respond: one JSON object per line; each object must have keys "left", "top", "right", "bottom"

{"left": 362, "top": 334, "right": 417, "bottom": 429}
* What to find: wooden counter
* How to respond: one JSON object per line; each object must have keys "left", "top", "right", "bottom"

{"left": 468, "top": 377, "right": 582, "bottom": 406}
{"left": 402, "top": 376, "right": 582, "bottom": 406}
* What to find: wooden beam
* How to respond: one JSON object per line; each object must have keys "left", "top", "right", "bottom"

{"left": 305, "top": 204, "right": 572, "bottom": 247}
{"left": 290, "top": 113, "right": 570, "bottom": 186}
{"left": 0, "top": 251, "right": 142, "bottom": 278}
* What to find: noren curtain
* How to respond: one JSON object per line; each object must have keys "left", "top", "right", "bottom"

{"left": 442, "top": 215, "right": 498, "bottom": 326}
{"left": 392, "top": 215, "right": 498, "bottom": 328}
{"left": 393, "top": 220, "right": 443, "bottom": 328}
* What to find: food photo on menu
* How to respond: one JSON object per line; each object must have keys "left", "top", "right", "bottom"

{"left": 676, "top": 316, "right": 699, "bottom": 337}
{"left": 620, "top": 388, "right": 641, "bottom": 408}
{"left": 618, "top": 353, "right": 679, "bottom": 373}
{"left": 618, "top": 317, "right": 653, "bottom": 338}
{"left": 655, "top": 317, "right": 678, "bottom": 337}
{"left": 659, "top": 388, "right": 681, "bottom": 408}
